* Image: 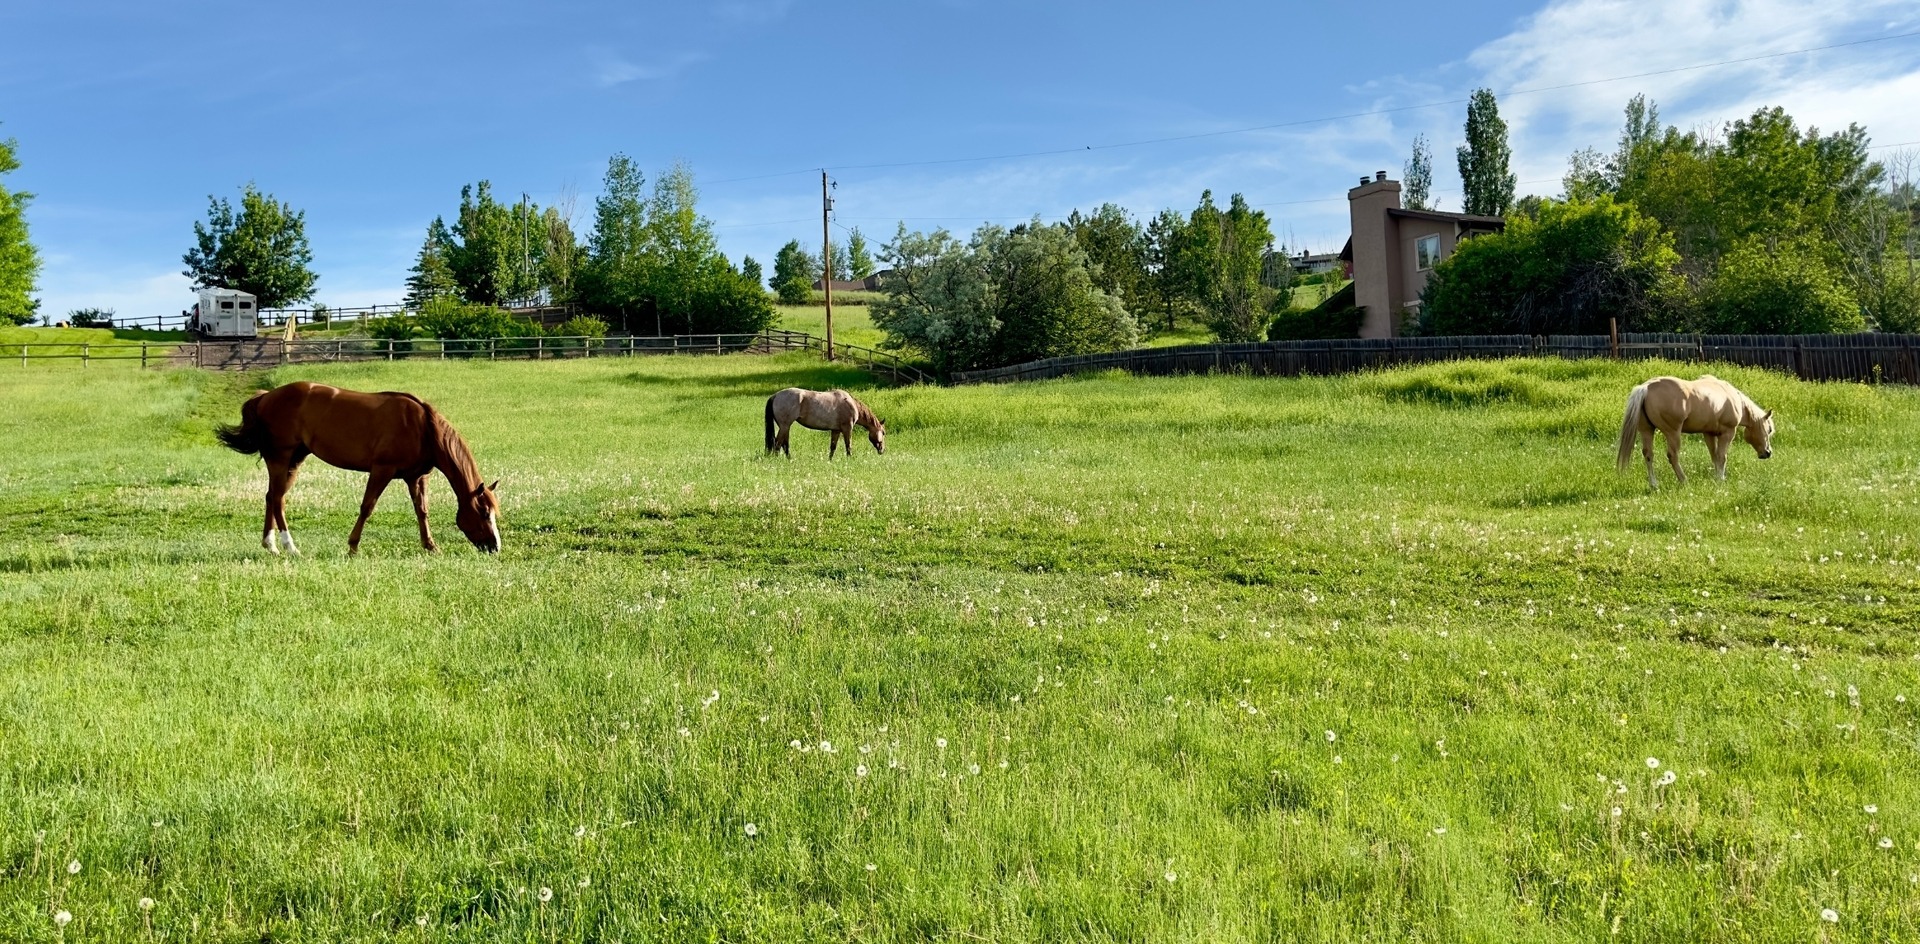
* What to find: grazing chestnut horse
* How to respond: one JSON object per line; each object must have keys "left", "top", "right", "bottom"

{"left": 1616, "top": 374, "right": 1774, "bottom": 489}
{"left": 764, "top": 387, "right": 885, "bottom": 459}
{"left": 216, "top": 382, "right": 500, "bottom": 554}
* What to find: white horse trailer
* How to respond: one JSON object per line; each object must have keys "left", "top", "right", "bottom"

{"left": 188, "top": 288, "right": 259, "bottom": 339}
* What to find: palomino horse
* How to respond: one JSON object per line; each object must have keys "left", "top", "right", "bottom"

{"left": 764, "top": 387, "right": 885, "bottom": 459}
{"left": 216, "top": 382, "right": 501, "bottom": 554}
{"left": 1616, "top": 374, "right": 1774, "bottom": 488}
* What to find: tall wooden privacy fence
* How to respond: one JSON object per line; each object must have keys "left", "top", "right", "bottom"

{"left": 952, "top": 333, "right": 1920, "bottom": 386}
{"left": 6, "top": 331, "right": 937, "bottom": 385}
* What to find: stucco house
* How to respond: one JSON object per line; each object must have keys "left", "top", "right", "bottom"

{"left": 1338, "top": 171, "right": 1504, "bottom": 338}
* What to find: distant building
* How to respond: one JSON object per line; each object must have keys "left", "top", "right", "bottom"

{"left": 1270, "top": 248, "right": 1343, "bottom": 277}
{"left": 811, "top": 270, "right": 892, "bottom": 292}
{"left": 1339, "top": 171, "right": 1504, "bottom": 338}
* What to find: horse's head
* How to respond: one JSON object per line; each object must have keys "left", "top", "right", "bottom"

{"left": 868, "top": 417, "right": 886, "bottom": 455}
{"left": 456, "top": 480, "right": 501, "bottom": 553}
{"left": 1744, "top": 409, "right": 1775, "bottom": 459}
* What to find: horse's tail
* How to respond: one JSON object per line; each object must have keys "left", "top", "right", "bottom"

{"left": 1616, "top": 384, "right": 1647, "bottom": 471}
{"left": 215, "top": 392, "right": 270, "bottom": 456}
{"left": 764, "top": 396, "right": 777, "bottom": 452}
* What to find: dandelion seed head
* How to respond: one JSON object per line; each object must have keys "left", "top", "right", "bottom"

{"left": 1880, "top": 838, "right": 1895, "bottom": 849}
{"left": 138, "top": 897, "right": 154, "bottom": 912}
{"left": 1325, "top": 730, "right": 1337, "bottom": 743}
{"left": 417, "top": 915, "right": 430, "bottom": 927}
{"left": 1866, "top": 805, "right": 1879, "bottom": 814}
{"left": 537, "top": 887, "right": 553, "bottom": 903}
{"left": 53, "top": 910, "right": 71, "bottom": 927}
{"left": 1645, "top": 757, "right": 1660, "bottom": 769}
{"left": 1820, "top": 908, "right": 1839, "bottom": 923}
{"left": 865, "top": 863, "right": 877, "bottom": 872}
{"left": 936, "top": 738, "right": 948, "bottom": 749}
{"left": 1164, "top": 871, "right": 1177, "bottom": 883}
{"left": 856, "top": 764, "right": 869, "bottom": 777}
{"left": 743, "top": 822, "right": 758, "bottom": 837}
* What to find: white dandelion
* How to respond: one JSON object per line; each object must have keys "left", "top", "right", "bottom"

{"left": 578, "top": 876, "right": 590, "bottom": 888}
{"left": 743, "top": 822, "right": 758, "bottom": 837}
{"left": 1880, "top": 838, "right": 1895, "bottom": 849}
{"left": 1657, "top": 770, "right": 1677, "bottom": 786}
{"left": 417, "top": 915, "right": 430, "bottom": 928}
{"left": 1645, "top": 757, "right": 1660, "bottom": 770}
{"left": 574, "top": 825, "right": 587, "bottom": 838}
{"left": 1325, "top": 730, "right": 1337, "bottom": 743}
{"left": 537, "top": 887, "right": 553, "bottom": 903}
{"left": 820, "top": 740, "right": 833, "bottom": 753}
{"left": 138, "top": 898, "right": 154, "bottom": 912}
{"left": 1867, "top": 805, "right": 1879, "bottom": 815}
{"left": 1611, "top": 807, "right": 1622, "bottom": 817}
{"left": 789, "top": 739, "right": 802, "bottom": 750}
{"left": 1820, "top": 908, "right": 1838, "bottom": 923}
{"left": 865, "top": 863, "right": 877, "bottom": 872}
{"left": 856, "top": 764, "right": 869, "bottom": 777}
{"left": 54, "top": 910, "right": 72, "bottom": 927}
{"left": 1433, "top": 827, "right": 1447, "bottom": 835}
{"left": 67, "top": 859, "right": 81, "bottom": 875}
{"left": 969, "top": 763, "right": 981, "bottom": 776}
{"left": 936, "top": 738, "right": 948, "bottom": 750}
{"left": 1164, "top": 871, "right": 1177, "bottom": 883}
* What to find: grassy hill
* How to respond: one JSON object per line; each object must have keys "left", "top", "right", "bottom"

{"left": 2, "top": 354, "right": 1917, "bottom": 941}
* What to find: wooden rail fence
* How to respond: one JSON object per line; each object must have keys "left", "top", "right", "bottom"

{"left": 952, "top": 332, "right": 1920, "bottom": 386}
{"left": 6, "top": 331, "right": 937, "bottom": 385}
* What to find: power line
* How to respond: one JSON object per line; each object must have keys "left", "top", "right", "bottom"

{"left": 698, "top": 29, "right": 1920, "bottom": 183}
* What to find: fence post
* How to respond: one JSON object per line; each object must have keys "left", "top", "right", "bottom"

{"left": 1609, "top": 318, "right": 1619, "bottom": 359}
{"left": 22, "top": 343, "right": 28, "bottom": 366}
{"left": 387, "top": 339, "right": 394, "bottom": 362}
{"left": 142, "top": 342, "right": 148, "bottom": 368}
{"left": 83, "top": 343, "right": 90, "bottom": 368}
{"left": 536, "top": 336, "right": 543, "bottom": 360}
{"left": 489, "top": 338, "right": 496, "bottom": 361}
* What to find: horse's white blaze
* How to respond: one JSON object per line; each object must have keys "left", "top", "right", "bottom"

{"left": 489, "top": 511, "right": 500, "bottom": 548}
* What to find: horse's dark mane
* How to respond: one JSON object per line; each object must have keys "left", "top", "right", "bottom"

{"left": 413, "top": 398, "right": 483, "bottom": 497}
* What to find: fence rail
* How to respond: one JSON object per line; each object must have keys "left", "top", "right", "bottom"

{"left": 952, "top": 332, "right": 1920, "bottom": 386}
{"left": 4, "top": 330, "right": 936, "bottom": 384}
{"left": 96, "top": 302, "right": 579, "bottom": 333}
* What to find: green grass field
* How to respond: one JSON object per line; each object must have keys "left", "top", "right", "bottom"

{"left": 4, "top": 353, "right": 1919, "bottom": 942}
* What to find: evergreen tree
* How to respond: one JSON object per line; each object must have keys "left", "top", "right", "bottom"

{"left": 1067, "top": 203, "right": 1148, "bottom": 312}
{"left": 404, "top": 217, "right": 459, "bottom": 308}
{"left": 578, "top": 154, "right": 650, "bottom": 325}
{"left": 846, "top": 228, "right": 876, "bottom": 279}
{"left": 1456, "top": 88, "right": 1517, "bottom": 217}
{"left": 740, "top": 255, "right": 764, "bottom": 289}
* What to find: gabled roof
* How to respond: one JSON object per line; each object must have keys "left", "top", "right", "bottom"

{"left": 1386, "top": 207, "right": 1505, "bottom": 227}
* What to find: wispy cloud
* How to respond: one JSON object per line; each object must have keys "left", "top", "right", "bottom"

{"left": 588, "top": 49, "right": 709, "bottom": 88}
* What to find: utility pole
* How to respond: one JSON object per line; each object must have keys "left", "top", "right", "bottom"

{"left": 822, "top": 171, "right": 834, "bottom": 361}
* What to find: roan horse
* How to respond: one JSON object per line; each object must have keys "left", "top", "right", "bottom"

{"left": 764, "top": 387, "right": 885, "bottom": 459}
{"left": 216, "top": 382, "right": 501, "bottom": 554}
{"left": 1616, "top": 374, "right": 1774, "bottom": 488}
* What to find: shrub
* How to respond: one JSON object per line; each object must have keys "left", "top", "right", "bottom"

{"left": 67, "top": 307, "right": 114, "bottom": 328}
{"left": 367, "top": 316, "right": 417, "bottom": 340}
{"left": 1268, "top": 283, "right": 1361, "bottom": 340}
{"left": 1414, "top": 196, "right": 1688, "bottom": 336}
{"left": 554, "top": 315, "right": 608, "bottom": 338}
{"left": 415, "top": 297, "right": 537, "bottom": 341}
{"left": 1700, "top": 237, "right": 1864, "bottom": 334}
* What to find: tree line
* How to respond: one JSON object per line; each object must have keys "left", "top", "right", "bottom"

{"left": 1414, "top": 93, "right": 1920, "bottom": 337}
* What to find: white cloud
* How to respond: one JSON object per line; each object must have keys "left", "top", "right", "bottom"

{"left": 588, "top": 49, "right": 708, "bottom": 88}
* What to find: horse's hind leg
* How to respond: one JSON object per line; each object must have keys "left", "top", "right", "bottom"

{"left": 274, "top": 454, "right": 306, "bottom": 555}
{"left": 263, "top": 457, "right": 299, "bottom": 553}
{"left": 1640, "top": 425, "right": 1658, "bottom": 490}
{"left": 408, "top": 475, "right": 437, "bottom": 551}
{"left": 1709, "top": 433, "right": 1730, "bottom": 481}
{"left": 1663, "top": 428, "right": 1687, "bottom": 486}
{"left": 347, "top": 469, "right": 396, "bottom": 555}
{"left": 779, "top": 421, "right": 792, "bottom": 459}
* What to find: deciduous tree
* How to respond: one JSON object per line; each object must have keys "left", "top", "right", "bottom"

{"left": 1404, "top": 134, "right": 1436, "bottom": 211}
{"left": 182, "top": 183, "right": 318, "bottom": 308}
{"left": 0, "top": 132, "right": 40, "bottom": 325}
{"left": 1457, "top": 89, "right": 1517, "bottom": 217}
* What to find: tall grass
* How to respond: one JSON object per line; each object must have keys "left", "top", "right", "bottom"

{"left": 1, "top": 356, "right": 1918, "bottom": 941}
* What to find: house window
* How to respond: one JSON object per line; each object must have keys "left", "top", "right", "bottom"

{"left": 1415, "top": 235, "right": 1441, "bottom": 271}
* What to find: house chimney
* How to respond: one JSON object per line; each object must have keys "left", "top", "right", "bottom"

{"left": 1360, "top": 176, "right": 1370, "bottom": 186}
{"left": 1376, "top": 171, "right": 1387, "bottom": 183}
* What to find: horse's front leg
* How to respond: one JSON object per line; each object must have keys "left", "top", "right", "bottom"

{"left": 408, "top": 475, "right": 437, "bottom": 551}
{"left": 1710, "top": 433, "right": 1730, "bottom": 481}
{"left": 263, "top": 458, "right": 296, "bottom": 553}
{"left": 829, "top": 429, "right": 839, "bottom": 460}
{"left": 347, "top": 470, "right": 396, "bottom": 555}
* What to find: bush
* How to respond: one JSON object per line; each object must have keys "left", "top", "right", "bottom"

{"left": 67, "top": 307, "right": 114, "bottom": 328}
{"left": 689, "top": 271, "right": 778, "bottom": 334}
{"left": 1700, "top": 238, "right": 1864, "bottom": 334}
{"left": 554, "top": 315, "right": 608, "bottom": 338}
{"left": 1414, "top": 196, "right": 1688, "bottom": 336}
{"left": 1268, "top": 283, "right": 1361, "bottom": 340}
{"left": 415, "top": 297, "right": 537, "bottom": 341}
{"left": 367, "top": 316, "right": 417, "bottom": 340}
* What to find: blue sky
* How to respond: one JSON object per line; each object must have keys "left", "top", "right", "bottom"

{"left": 5, "top": 0, "right": 1920, "bottom": 319}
